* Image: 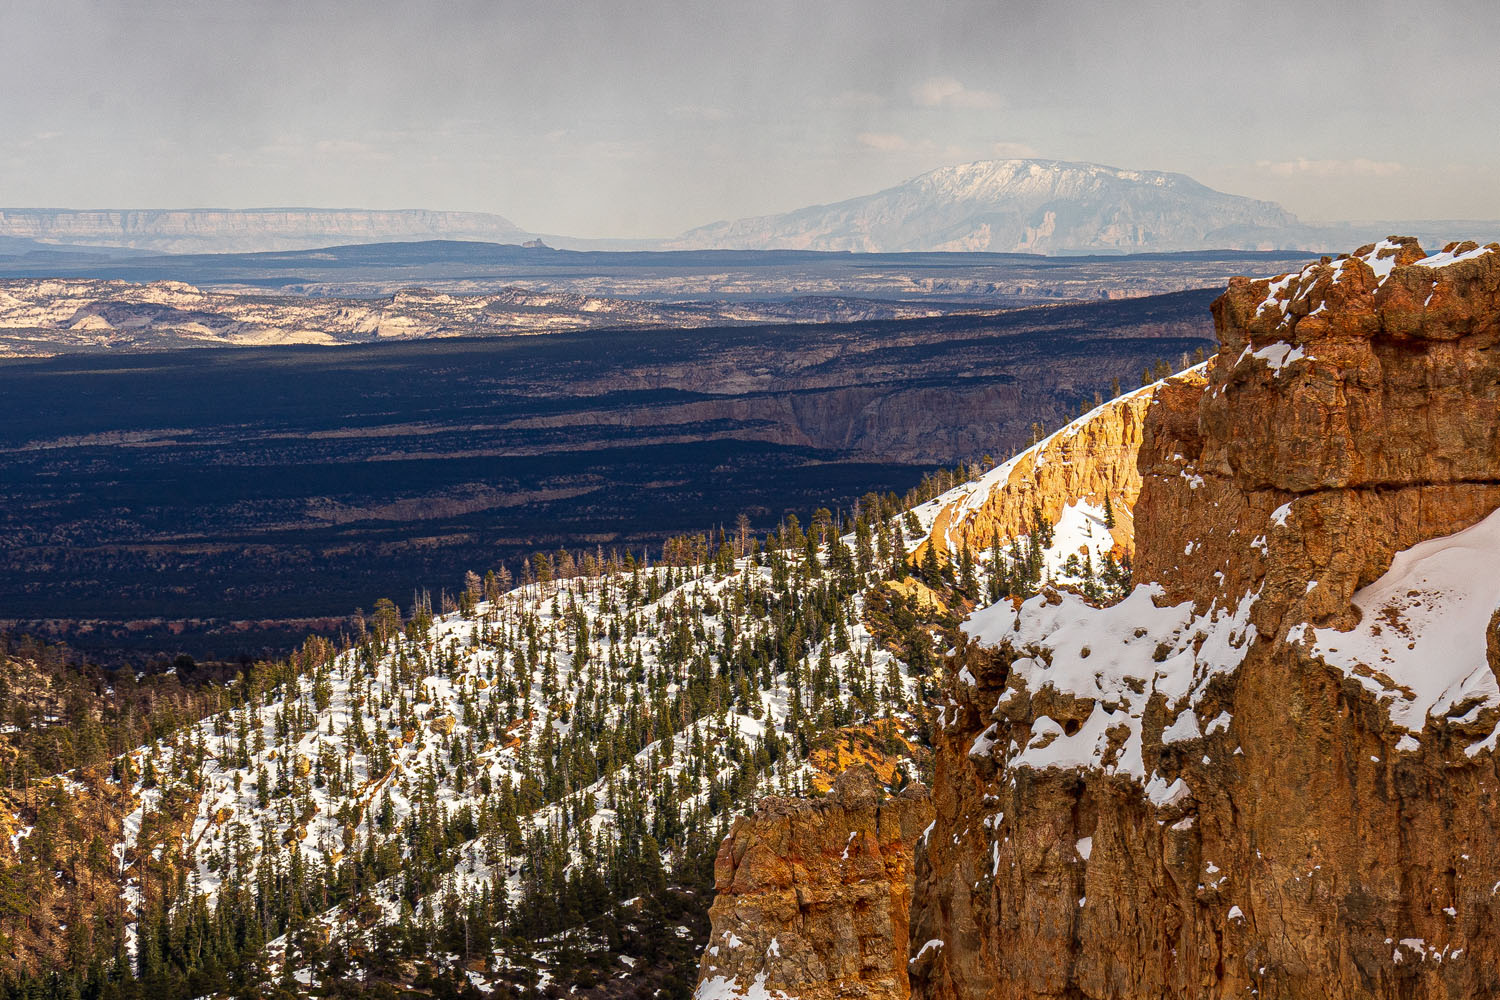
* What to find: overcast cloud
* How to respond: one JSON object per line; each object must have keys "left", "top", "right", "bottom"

{"left": 2, "top": 0, "right": 1497, "bottom": 236}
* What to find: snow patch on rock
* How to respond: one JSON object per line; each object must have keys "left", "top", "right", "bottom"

{"left": 963, "top": 583, "right": 1256, "bottom": 804}
{"left": 1307, "top": 506, "right": 1500, "bottom": 746}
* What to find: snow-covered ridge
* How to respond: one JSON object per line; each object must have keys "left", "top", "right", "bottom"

{"left": 1253, "top": 238, "right": 1499, "bottom": 330}
{"left": 1414, "top": 243, "right": 1497, "bottom": 269}
{"left": 911, "top": 365, "right": 1204, "bottom": 591}
{"left": 77, "top": 529, "right": 926, "bottom": 980}
{"left": 912, "top": 374, "right": 1164, "bottom": 538}
{"left": 910, "top": 159, "right": 1216, "bottom": 204}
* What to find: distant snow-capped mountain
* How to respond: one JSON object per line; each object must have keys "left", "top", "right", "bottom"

{"left": 668, "top": 158, "right": 1302, "bottom": 254}
{"left": 8, "top": 164, "right": 1493, "bottom": 258}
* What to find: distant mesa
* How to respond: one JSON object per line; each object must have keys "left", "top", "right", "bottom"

{"left": 0, "top": 207, "right": 530, "bottom": 255}
{"left": 520, "top": 238, "right": 552, "bottom": 249}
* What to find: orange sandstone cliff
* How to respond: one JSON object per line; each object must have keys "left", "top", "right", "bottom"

{"left": 694, "top": 766, "right": 933, "bottom": 1000}
{"left": 695, "top": 238, "right": 1500, "bottom": 1000}
{"left": 913, "top": 239, "right": 1500, "bottom": 999}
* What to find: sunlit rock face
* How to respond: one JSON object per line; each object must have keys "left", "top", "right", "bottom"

{"left": 694, "top": 766, "right": 933, "bottom": 1000}
{"left": 916, "top": 371, "right": 1195, "bottom": 568}
{"left": 910, "top": 240, "right": 1500, "bottom": 1000}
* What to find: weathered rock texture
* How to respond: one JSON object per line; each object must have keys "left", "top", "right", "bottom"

{"left": 910, "top": 239, "right": 1500, "bottom": 1000}
{"left": 695, "top": 766, "right": 933, "bottom": 1000}
{"left": 1137, "top": 238, "right": 1500, "bottom": 626}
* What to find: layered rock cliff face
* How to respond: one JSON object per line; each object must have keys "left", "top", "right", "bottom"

{"left": 912, "top": 239, "right": 1500, "bottom": 999}
{"left": 695, "top": 766, "right": 933, "bottom": 1000}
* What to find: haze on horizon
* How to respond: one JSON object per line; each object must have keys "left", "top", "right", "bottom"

{"left": 3, "top": 0, "right": 1497, "bottom": 239}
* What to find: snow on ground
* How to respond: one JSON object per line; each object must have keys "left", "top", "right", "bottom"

{"left": 1044, "top": 501, "right": 1115, "bottom": 579}
{"left": 961, "top": 448, "right": 1500, "bottom": 786}
{"left": 928, "top": 376, "right": 1170, "bottom": 534}
{"left": 914, "top": 364, "right": 1208, "bottom": 589}
{"left": 96, "top": 527, "right": 924, "bottom": 974}
{"left": 694, "top": 972, "right": 795, "bottom": 1000}
{"left": 1354, "top": 238, "right": 1407, "bottom": 287}
{"left": 1308, "top": 506, "right": 1500, "bottom": 751}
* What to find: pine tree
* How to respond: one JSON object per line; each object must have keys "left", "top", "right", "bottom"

{"left": 920, "top": 542, "right": 942, "bottom": 589}
{"left": 958, "top": 543, "right": 977, "bottom": 600}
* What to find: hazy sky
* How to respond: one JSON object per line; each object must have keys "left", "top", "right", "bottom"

{"left": 4, "top": 0, "right": 1497, "bottom": 237}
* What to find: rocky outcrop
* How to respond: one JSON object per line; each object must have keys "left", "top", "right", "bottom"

{"left": 1136, "top": 238, "right": 1500, "bottom": 623}
{"left": 912, "top": 239, "right": 1500, "bottom": 999}
{"left": 917, "top": 372, "right": 1207, "bottom": 564}
{"left": 695, "top": 766, "right": 933, "bottom": 1000}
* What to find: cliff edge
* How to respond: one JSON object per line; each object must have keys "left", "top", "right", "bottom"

{"left": 915, "top": 239, "right": 1500, "bottom": 999}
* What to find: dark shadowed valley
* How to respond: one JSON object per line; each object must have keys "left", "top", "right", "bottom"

{"left": 0, "top": 289, "right": 1214, "bottom": 659}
